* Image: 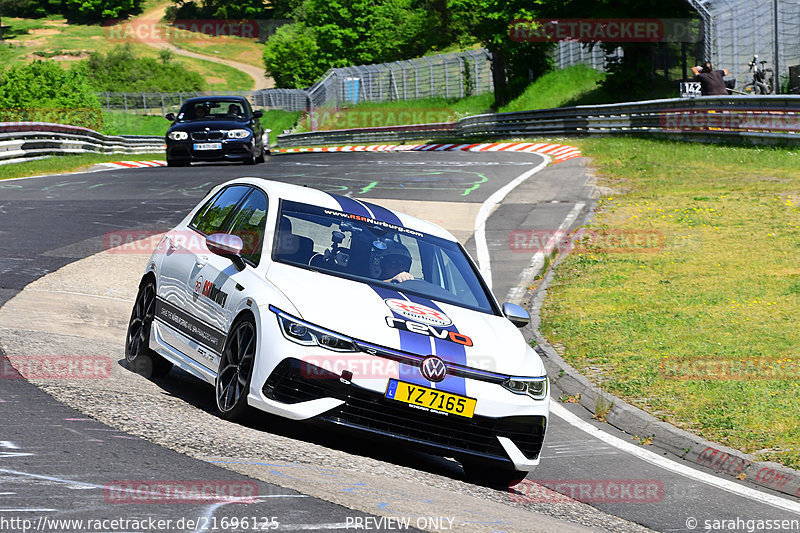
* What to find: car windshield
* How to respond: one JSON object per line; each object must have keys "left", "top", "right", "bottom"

{"left": 177, "top": 100, "right": 248, "bottom": 121}
{"left": 273, "top": 200, "right": 497, "bottom": 314}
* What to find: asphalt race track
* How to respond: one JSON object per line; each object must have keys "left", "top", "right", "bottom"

{"left": 0, "top": 151, "right": 799, "bottom": 533}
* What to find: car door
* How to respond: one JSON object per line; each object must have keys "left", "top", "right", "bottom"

{"left": 184, "top": 187, "right": 269, "bottom": 370}
{"left": 156, "top": 185, "right": 252, "bottom": 367}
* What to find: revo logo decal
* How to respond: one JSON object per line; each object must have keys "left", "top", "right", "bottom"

{"left": 385, "top": 317, "right": 473, "bottom": 347}
{"left": 384, "top": 298, "right": 452, "bottom": 326}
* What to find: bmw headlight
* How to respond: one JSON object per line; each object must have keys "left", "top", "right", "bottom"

{"left": 168, "top": 131, "right": 188, "bottom": 141}
{"left": 271, "top": 306, "right": 358, "bottom": 352}
{"left": 226, "top": 129, "right": 251, "bottom": 139}
{"left": 503, "top": 377, "right": 548, "bottom": 400}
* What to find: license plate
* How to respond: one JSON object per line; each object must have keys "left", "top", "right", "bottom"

{"left": 385, "top": 379, "right": 476, "bottom": 418}
{"left": 193, "top": 142, "right": 222, "bottom": 151}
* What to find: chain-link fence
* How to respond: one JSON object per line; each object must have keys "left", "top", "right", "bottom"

{"left": 553, "top": 2, "right": 800, "bottom": 93}
{"left": 699, "top": 0, "right": 800, "bottom": 92}
{"left": 98, "top": 49, "right": 493, "bottom": 114}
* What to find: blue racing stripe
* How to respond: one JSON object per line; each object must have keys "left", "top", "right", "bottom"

{"left": 402, "top": 293, "right": 467, "bottom": 396}
{"left": 325, "top": 193, "right": 428, "bottom": 386}
{"left": 361, "top": 200, "right": 403, "bottom": 226}
{"left": 370, "top": 285, "right": 430, "bottom": 386}
{"left": 328, "top": 193, "right": 372, "bottom": 218}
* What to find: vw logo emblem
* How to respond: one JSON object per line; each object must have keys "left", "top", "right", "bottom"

{"left": 420, "top": 356, "right": 447, "bottom": 382}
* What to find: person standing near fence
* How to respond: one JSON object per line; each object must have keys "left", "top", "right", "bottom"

{"left": 692, "top": 62, "right": 729, "bottom": 95}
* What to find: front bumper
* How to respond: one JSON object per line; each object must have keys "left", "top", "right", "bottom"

{"left": 166, "top": 139, "right": 255, "bottom": 162}
{"left": 261, "top": 359, "right": 547, "bottom": 470}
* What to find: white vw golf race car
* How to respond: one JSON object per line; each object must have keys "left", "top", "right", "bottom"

{"left": 125, "top": 178, "right": 549, "bottom": 486}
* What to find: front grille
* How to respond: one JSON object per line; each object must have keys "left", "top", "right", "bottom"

{"left": 190, "top": 131, "right": 223, "bottom": 141}
{"left": 263, "top": 359, "right": 546, "bottom": 462}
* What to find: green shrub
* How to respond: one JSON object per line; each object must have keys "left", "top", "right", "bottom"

{"left": 0, "top": 0, "right": 144, "bottom": 22}
{"left": 0, "top": 60, "right": 102, "bottom": 130}
{"left": 75, "top": 44, "right": 206, "bottom": 93}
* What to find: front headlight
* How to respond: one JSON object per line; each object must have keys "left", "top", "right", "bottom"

{"left": 168, "top": 131, "right": 188, "bottom": 141}
{"left": 503, "top": 377, "right": 548, "bottom": 400}
{"left": 226, "top": 129, "right": 251, "bottom": 139}
{"left": 271, "top": 306, "right": 358, "bottom": 352}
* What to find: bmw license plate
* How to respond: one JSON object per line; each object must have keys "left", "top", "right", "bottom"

{"left": 193, "top": 142, "right": 222, "bottom": 151}
{"left": 385, "top": 379, "right": 476, "bottom": 418}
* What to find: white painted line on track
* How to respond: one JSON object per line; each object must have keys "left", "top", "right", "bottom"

{"left": 551, "top": 403, "right": 800, "bottom": 515}
{"left": 474, "top": 154, "right": 551, "bottom": 289}
{"left": 506, "top": 202, "right": 585, "bottom": 304}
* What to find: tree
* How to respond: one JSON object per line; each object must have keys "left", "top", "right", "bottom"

{"left": 263, "top": 0, "right": 446, "bottom": 89}
{"left": 448, "top": 0, "right": 552, "bottom": 107}
{"left": 263, "top": 23, "right": 326, "bottom": 88}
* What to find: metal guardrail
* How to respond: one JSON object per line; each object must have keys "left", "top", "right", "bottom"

{"left": 0, "top": 123, "right": 164, "bottom": 165}
{"left": 277, "top": 95, "right": 800, "bottom": 147}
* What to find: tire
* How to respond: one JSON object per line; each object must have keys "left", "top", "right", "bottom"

{"left": 215, "top": 317, "right": 256, "bottom": 421}
{"left": 255, "top": 144, "right": 266, "bottom": 164}
{"left": 125, "top": 279, "right": 173, "bottom": 378}
{"left": 167, "top": 158, "right": 187, "bottom": 167}
{"left": 462, "top": 460, "right": 528, "bottom": 488}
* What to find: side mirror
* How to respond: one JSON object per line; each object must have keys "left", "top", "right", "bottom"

{"left": 165, "top": 112, "right": 176, "bottom": 121}
{"left": 253, "top": 110, "right": 263, "bottom": 119}
{"left": 206, "top": 233, "right": 245, "bottom": 271}
{"left": 502, "top": 302, "right": 530, "bottom": 328}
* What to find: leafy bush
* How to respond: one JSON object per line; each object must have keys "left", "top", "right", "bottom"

{"left": 263, "top": 0, "right": 452, "bottom": 89}
{"left": 262, "top": 24, "right": 327, "bottom": 89}
{"left": 0, "top": 0, "right": 145, "bottom": 22}
{"left": 165, "top": 0, "right": 272, "bottom": 20}
{"left": 75, "top": 45, "right": 206, "bottom": 92}
{"left": 0, "top": 60, "right": 102, "bottom": 130}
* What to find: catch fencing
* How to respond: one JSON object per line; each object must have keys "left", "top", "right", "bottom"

{"left": 277, "top": 95, "right": 800, "bottom": 147}
{"left": 97, "top": 49, "right": 493, "bottom": 114}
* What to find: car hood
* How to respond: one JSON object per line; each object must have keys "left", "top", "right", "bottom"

{"left": 268, "top": 263, "right": 542, "bottom": 377}
{"left": 168, "top": 119, "right": 251, "bottom": 132}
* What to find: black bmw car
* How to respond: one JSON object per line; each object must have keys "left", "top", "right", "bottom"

{"left": 165, "top": 96, "right": 270, "bottom": 166}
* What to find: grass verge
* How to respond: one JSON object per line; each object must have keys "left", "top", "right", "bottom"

{"left": 500, "top": 64, "right": 605, "bottom": 112}
{"left": 0, "top": 152, "right": 166, "bottom": 181}
{"left": 99, "top": 112, "right": 170, "bottom": 136}
{"left": 540, "top": 137, "right": 800, "bottom": 469}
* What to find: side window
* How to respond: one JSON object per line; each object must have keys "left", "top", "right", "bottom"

{"left": 227, "top": 189, "right": 268, "bottom": 265}
{"left": 191, "top": 186, "right": 250, "bottom": 236}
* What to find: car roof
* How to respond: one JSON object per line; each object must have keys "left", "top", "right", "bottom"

{"left": 220, "top": 177, "right": 458, "bottom": 242}
{"left": 183, "top": 96, "right": 248, "bottom": 104}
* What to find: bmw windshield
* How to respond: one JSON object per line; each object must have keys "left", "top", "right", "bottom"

{"left": 176, "top": 99, "right": 250, "bottom": 121}
{"left": 273, "top": 200, "right": 497, "bottom": 314}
